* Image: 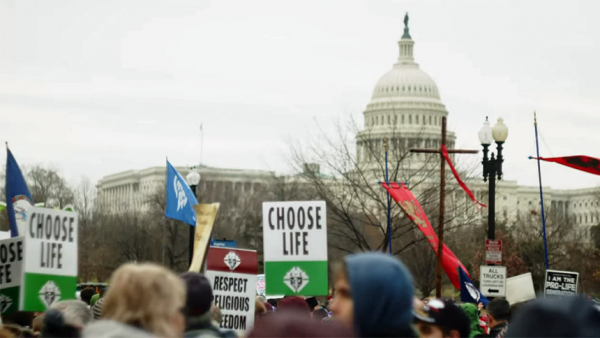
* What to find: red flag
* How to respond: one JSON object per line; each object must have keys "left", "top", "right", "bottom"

{"left": 381, "top": 182, "right": 469, "bottom": 289}
{"left": 441, "top": 145, "right": 486, "bottom": 208}
{"left": 533, "top": 155, "right": 600, "bottom": 176}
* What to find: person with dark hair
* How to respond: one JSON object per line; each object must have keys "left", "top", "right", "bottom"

{"left": 90, "top": 287, "right": 106, "bottom": 307}
{"left": 415, "top": 299, "right": 471, "bottom": 338}
{"left": 180, "top": 272, "right": 236, "bottom": 338}
{"left": 329, "top": 252, "right": 416, "bottom": 337}
{"left": 42, "top": 309, "right": 81, "bottom": 337}
{"left": 266, "top": 299, "right": 278, "bottom": 310}
{"left": 79, "top": 288, "right": 96, "bottom": 307}
{"left": 305, "top": 297, "right": 318, "bottom": 311}
{"left": 313, "top": 308, "right": 329, "bottom": 321}
{"left": 506, "top": 296, "right": 600, "bottom": 337}
{"left": 487, "top": 298, "right": 510, "bottom": 338}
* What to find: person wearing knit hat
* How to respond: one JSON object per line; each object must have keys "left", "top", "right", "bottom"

{"left": 329, "top": 252, "right": 416, "bottom": 337}
{"left": 249, "top": 311, "right": 352, "bottom": 337}
{"left": 506, "top": 295, "right": 600, "bottom": 337}
{"left": 180, "top": 272, "right": 237, "bottom": 338}
{"left": 277, "top": 296, "right": 311, "bottom": 317}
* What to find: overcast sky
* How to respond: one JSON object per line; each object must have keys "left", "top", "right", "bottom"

{"left": 2, "top": 0, "right": 600, "bottom": 190}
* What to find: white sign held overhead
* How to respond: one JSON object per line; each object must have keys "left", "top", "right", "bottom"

{"left": 480, "top": 265, "right": 506, "bottom": 297}
{"left": 506, "top": 273, "right": 536, "bottom": 305}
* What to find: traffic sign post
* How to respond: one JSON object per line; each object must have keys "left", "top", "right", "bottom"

{"left": 485, "top": 240, "right": 502, "bottom": 265}
{"left": 480, "top": 265, "right": 506, "bottom": 297}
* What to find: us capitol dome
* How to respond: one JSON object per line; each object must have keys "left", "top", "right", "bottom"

{"left": 357, "top": 13, "right": 456, "bottom": 176}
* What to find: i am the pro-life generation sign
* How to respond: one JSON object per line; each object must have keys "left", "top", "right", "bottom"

{"left": 21, "top": 208, "right": 78, "bottom": 311}
{"left": 262, "top": 201, "right": 328, "bottom": 296}
{"left": 545, "top": 269, "right": 579, "bottom": 296}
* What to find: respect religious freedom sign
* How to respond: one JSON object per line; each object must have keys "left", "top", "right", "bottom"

{"left": 205, "top": 247, "right": 257, "bottom": 334}
{"left": 262, "top": 201, "right": 328, "bottom": 296}
{"left": 21, "top": 208, "right": 78, "bottom": 311}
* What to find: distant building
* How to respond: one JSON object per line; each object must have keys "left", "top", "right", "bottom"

{"left": 96, "top": 165, "right": 275, "bottom": 213}
{"left": 97, "top": 15, "right": 598, "bottom": 243}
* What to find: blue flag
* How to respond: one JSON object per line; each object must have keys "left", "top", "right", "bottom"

{"left": 459, "top": 267, "right": 490, "bottom": 307}
{"left": 165, "top": 161, "right": 198, "bottom": 226}
{"left": 5, "top": 148, "right": 34, "bottom": 237}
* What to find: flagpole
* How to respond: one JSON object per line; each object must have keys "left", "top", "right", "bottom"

{"left": 384, "top": 138, "right": 392, "bottom": 254}
{"left": 162, "top": 157, "right": 167, "bottom": 267}
{"left": 199, "top": 124, "right": 204, "bottom": 167}
{"left": 534, "top": 112, "right": 550, "bottom": 269}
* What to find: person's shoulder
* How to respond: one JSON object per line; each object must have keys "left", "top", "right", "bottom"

{"left": 184, "top": 329, "right": 225, "bottom": 338}
{"left": 83, "top": 320, "right": 156, "bottom": 338}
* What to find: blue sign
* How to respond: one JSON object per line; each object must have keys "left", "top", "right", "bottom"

{"left": 211, "top": 240, "right": 237, "bottom": 248}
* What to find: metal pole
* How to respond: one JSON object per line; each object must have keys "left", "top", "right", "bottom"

{"left": 189, "top": 184, "right": 197, "bottom": 266}
{"left": 162, "top": 220, "right": 166, "bottom": 266}
{"left": 488, "top": 155, "right": 496, "bottom": 241}
{"left": 534, "top": 113, "right": 550, "bottom": 269}
{"left": 435, "top": 117, "right": 447, "bottom": 299}
{"left": 385, "top": 139, "right": 392, "bottom": 254}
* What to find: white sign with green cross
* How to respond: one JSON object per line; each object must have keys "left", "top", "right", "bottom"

{"left": 20, "top": 207, "right": 78, "bottom": 311}
{"left": 0, "top": 236, "right": 24, "bottom": 315}
{"left": 262, "top": 201, "right": 328, "bottom": 296}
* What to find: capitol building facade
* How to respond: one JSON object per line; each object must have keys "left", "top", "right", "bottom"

{"left": 96, "top": 16, "right": 597, "bottom": 243}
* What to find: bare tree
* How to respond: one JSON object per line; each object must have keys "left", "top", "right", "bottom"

{"left": 27, "top": 166, "right": 74, "bottom": 208}
{"left": 290, "top": 118, "right": 480, "bottom": 256}
{"left": 145, "top": 182, "right": 189, "bottom": 272}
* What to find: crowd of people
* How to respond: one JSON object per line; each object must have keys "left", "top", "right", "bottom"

{"left": 0, "top": 252, "right": 599, "bottom": 337}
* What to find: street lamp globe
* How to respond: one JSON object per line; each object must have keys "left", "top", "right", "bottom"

{"left": 186, "top": 169, "right": 201, "bottom": 186}
{"left": 492, "top": 118, "right": 509, "bottom": 143}
{"left": 478, "top": 117, "right": 493, "bottom": 145}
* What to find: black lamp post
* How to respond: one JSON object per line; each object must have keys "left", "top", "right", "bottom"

{"left": 479, "top": 117, "right": 509, "bottom": 240}
{"left": 186, "top": 168, "right": 201, "bottom": 265}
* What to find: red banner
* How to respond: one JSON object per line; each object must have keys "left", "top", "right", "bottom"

{"left": 534, "top": 155, "right": 600, "bottom": 176}
{"left": 381, "top": 182, "right": 469, "bottom": 289}
{"left": 441, "top": 145, "right": 486, "bottom": 208}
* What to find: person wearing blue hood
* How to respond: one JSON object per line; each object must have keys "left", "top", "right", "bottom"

{"left": 329, "top": 252, "right": 416, "bottom": 337}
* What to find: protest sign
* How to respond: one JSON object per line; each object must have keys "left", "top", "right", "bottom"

{"left": 189, "top": 203, "right": 220, "bottom": 272}
{"left": 506, "top": 272, "right": 536, "bottom": 305}
{"left": 21, "top": 207, "right": 78, "bottom": 311}
{"left": 262, "top": 201, "right": 328, "bottom": 296}
{"left": 545, "top": 269, "right": 579, "bottom": 296}
{"left": 256, "top": 274, "right": 265, "bottom": 296}
{"left": 0, "top": 237, "right": 24, "bottom": 315}
{"left": 206, "top": 247, "right": 257, "bottom": 333}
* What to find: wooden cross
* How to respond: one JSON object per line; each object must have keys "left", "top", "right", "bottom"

{"left": 410, "top": 116, "right": 478, "bottom": 298}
